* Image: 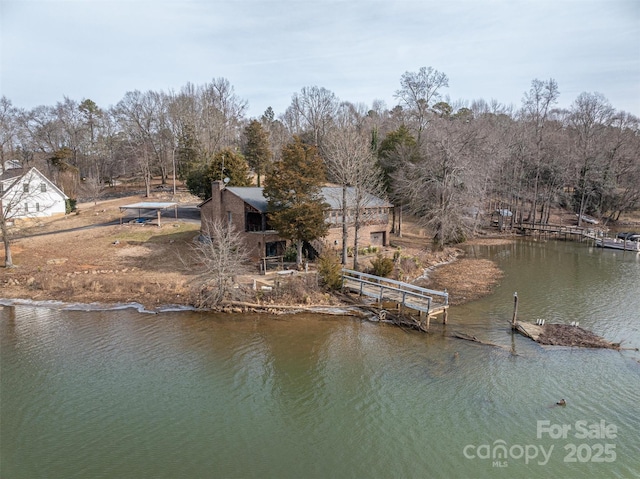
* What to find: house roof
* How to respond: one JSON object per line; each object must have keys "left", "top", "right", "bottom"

{"left": 119, "top": 202, "right": 178, "bottom": 210}
{"left": 321, "top": 186, "right": 393, "bottom": 209}
{"left": 494, "top": 209, "right": 513, "bottom": 217}
{"left": 1, "top": 167, "right": 69, "bottom": 200}
{"left": 226, "top": 187, "right": 269, "bottom": 212}
{"left": 0, "top": 167, "right": 27, "bottom": 184}
{"left": 223, "top": 186, "right": 393, "bottom": 213}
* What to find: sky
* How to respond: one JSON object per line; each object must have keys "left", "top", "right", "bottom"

{"left": 1, "top": 0, "right": 639, "bottom": 118}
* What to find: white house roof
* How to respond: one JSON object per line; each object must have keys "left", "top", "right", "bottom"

{"left": 119, "top": 202, "right": 178, "bottom": 210}
{"left": 1, "top": 167, "right": 69, "bottom": 200}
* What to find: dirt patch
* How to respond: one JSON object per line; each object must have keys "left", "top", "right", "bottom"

{"left": 465, "top": 237, "right": 515, "bottom": 246}
{"left": 387, "top": 229, "right": 506, "bottom": 305}
{"left": 1, "top": 195, "right": 203, "bottom": 309}
{"left": 115, "top": 245, "right": 153, "bottom": 258}
{"left": 417, "top": 258, "right": 504, "bottom": 305}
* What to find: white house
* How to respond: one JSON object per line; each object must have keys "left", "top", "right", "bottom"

{"left": 0, "top": 159, "right": 22, "bottom": 174}
{"left": 1, "top": 167, "right": 68, "bottom": 221}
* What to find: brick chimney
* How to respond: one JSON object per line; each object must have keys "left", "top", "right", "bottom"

{"left": 210, "top": 180, "right": 224, "bottom": 222}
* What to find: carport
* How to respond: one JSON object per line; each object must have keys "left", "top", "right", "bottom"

{"left": 119, "top": 202, "right": 178, "bottom": 227}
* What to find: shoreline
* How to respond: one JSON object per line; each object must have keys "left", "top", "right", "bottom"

{"left": 0, "top": 296, "right": 367, "bottom": 317}
{"left": 0, "top": 239, "right": 509, "bottom": 314}
{"left": 1, "top": 194, "right": 512, "bottom": 312}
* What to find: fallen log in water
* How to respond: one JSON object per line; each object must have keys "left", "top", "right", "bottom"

{"left": 451, "top": 331, "right": 517, "bottom": 354}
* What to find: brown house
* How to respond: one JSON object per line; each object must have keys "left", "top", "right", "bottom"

{"left": 199, "top": 181, "right": 393, "bottom": 260}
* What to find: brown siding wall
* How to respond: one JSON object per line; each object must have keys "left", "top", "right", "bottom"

{"left": 200, "top": 182, "right": 391, "bottom": 260}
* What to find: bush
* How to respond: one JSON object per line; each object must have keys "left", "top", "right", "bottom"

{"left": 358, "top": 245, "right": 378, "bottom": 255}
{"left": 65, "top": 198, "right": 77, "bottom": 214}
{"left": 283, "top": 246, "right": 297, "bottom": 262}
{"left": 397, "top": 256, "right": 420, "bottom": 280}
{"left": 370, "top": 254, "right": 394, "bottom": 277}
{"left": 317, "top": 252, "right": 343, "bottom": 290}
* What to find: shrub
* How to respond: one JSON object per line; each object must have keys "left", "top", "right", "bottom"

{"left": 65, "top": 198, "right": 77, "bottom": 214}
{"left": 317, "top": 252, "right": 343, "bottom": 290}
{"left": 283, "top": 246, "right": 298, "bottom": 262}
{"left": 358, "top": 245, "right": 379, "bottom": 255}
{"left": 397, "top": 256, "right": 420, "bottom": 280}
{"left": 370, "top": 254, "right": 394, "bottom": 277}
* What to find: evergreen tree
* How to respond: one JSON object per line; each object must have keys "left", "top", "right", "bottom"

{"left": 242, "top": 119, "right": 272, "bottom": 187}
{"left": 175, "top": 124, "right": 201, "bottom": 179}
{"left": 186, "top": 148, "right": 251, "bottom": 199}
{"left": 263, "top": 136, "right": 329, "bottom": 267}
{"left": 377, "top": 124, "right": 419, "bottom": 193}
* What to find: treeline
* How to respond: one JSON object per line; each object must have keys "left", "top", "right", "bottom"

{"left": 1, "top": 67, "right": 639, "bottom": 246}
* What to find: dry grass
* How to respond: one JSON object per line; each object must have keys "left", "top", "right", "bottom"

{"left": 1, "top": 195, "right": 202, "bottom": 308}
{"left": 2, "top": 197, "right": 531, "bottom": 309}
{"left": 423, "top": 258, "right": 504, "bottom": 305}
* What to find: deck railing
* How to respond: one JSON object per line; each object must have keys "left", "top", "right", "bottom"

{"left": 341, "top": 268, "right": 448, "bottom": 314}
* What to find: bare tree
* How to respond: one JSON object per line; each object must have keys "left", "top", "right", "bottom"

{"left": 283, "top": 86, "right": 339, "bottom": 147}
{"left": 0, "top": 97, "right": 18, "bottom": 167}
{"left": 200, "top": 77, "right": 247, "bottom": 152}
{"left": 395, "top": 115, "right": 479, "bottom": 249}
{"left": 20, "top": 104, "right": 66, "bottom": 155}
{"left": 323, "top": 125, "right": 385, "bottom": 269}
{"left": 115, "top": 90, "right": 167, "bottom": 196}
{"left": 394, "top": 66, "right": 449, "bottom": 143}
{"left": 519, "top": 78, "right": 560, "bottom": 225}
{"left": 192, "top": 219, "right": 250, "bottom": 307}
{"left": 568, "top": 92, "right": 615, "bottom": 225}
{"left": 81, "top": 176, "right": 104, "bottom": 205}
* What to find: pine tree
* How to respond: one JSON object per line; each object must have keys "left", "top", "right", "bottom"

{"left": 186, "top": 148, "right": 251, "bottom": 199}
{"left": 242, "top": 119, "right": 272, "bottom": 187}
{"left": 263, "top": 136, "right": 329, "bottom": 267}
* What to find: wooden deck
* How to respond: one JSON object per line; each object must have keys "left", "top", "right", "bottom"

{"left": 595, "top": 238, "right": 640, "bottom": 251}
{"left": 516, "top": 223, "right": 600, "bottom": 241}
{"left": 341, "top": 269, "right": 449, "bottom": 325}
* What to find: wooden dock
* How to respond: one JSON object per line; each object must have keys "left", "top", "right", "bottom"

{"left": 595, "top": 237, "right": 640, "bottom": 251}
{"left": 341, "top": 269, "right": 449, "bottom": 329}
{"left": 516, "top": 223, "right": 600, "bottom": 242}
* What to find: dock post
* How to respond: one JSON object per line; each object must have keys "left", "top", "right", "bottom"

{"left": 511, "top": 292, "right": 518, "bottom": 327}
{"left": 443, "top": 307, "right": 448, "bottom": 324}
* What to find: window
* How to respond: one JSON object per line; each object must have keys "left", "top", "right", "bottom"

{"left": 245, "top": 212, "right": 262, "bottom": 231}
{"left": 36, "top": 203, "right": 40, "bottom": 212}
{"left": 227, "top": 211, "right": 232, "bottom": 224}
{"left": 24, "top": 203, "right": 29, "bottom": 213}
{"left": 40, "top": 183, "right": 47, "bottom": 192}
{"left": 23, "top": 183, "right": 29, "bottom": 193}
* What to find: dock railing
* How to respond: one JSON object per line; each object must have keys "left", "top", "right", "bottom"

{"left": 516, "top": 223, "right": 603, "bottom": 240}
{"left": 341, "top": 268, "right": 448, "bottom": 315}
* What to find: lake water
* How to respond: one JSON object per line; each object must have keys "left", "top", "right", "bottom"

{"left": 1, "top": 240, "right": 639, "bottom": 478}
